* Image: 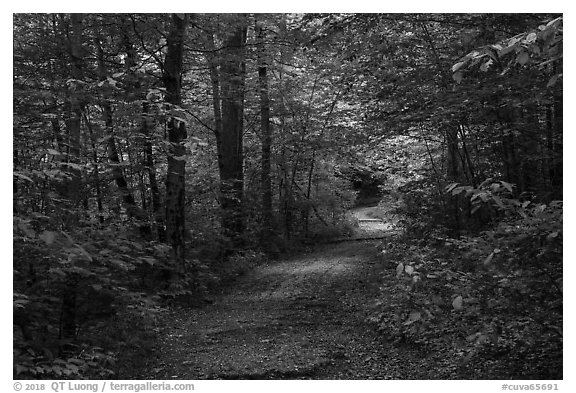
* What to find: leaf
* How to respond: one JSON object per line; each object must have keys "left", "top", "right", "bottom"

{"left": 15, "top": 364, "right": 28, "bottom": 375}
{"left": 67, "top": 358, "right": 86, "bottom": 366}
{"left": 452, "top": 185, "right": 472, "bottom": 196}
{"left": 396, "top": 262, "right": 404, "bottom": 278}
{"left": 483, "top": 252, "right": 495, "bottom": 266}
{"left": 14, "top": 172, "right": 34, "bottom": 182}
{"left": 525, "top": 32, "right": 537, "bottom": 44}
{"left": 547, "top": 74, "right": 561, "bottom": 88}
{"left": 109, "top": 259, "right": 130, "bottom": 270}
{"left": 471, "top": 204, "right": 482, "bottom": 215}
{"left": 39, "top": 230, "right": 56, "bottom": 245}
{"left": 403, "top": 311, "right": 421, "bottom": 325}
{"left": 500, "top": 181, "right": 514, "bottom": 193}
{"left": 405, "top": 265, "right": 414, "bottom": 275}
{"left": 74, "top": 244, "right": 93, "bottom": 262}
{"left": 47, "top": 148, "right": 62, "bottom": 156}
{"left": 141, "top": 257, "right": 157, "bottom": 266}
{"left": 492, "top": 195, "right": 505, "bottom": 209}
{"left": 498, "top": 44, "right": 517, "bottom": 58}
{"left": 61, "top": 162, "right": 84, "bottom": 171}
{"left": 480, "top": 59, "right": 494, "bottom": 72}
{"left": 517, "top": 51, "right": 530, "bottom": 65}
{"left": 546, "top": 17, "right": 562, "bottom": 27}
{"left": 48, "top": 267, "right": 66, "bottom": 277}
{"left": 452, "top": 295, "right": 463, "bottom": 311}
{"left": 17, "top": 221, "right": 36, "bottom": 238}
{"left": 112, "top": 72, "right": 124, "bottom": 78}
{"left": 452, "top": 61, "right": 466, "bottom": 73}
{"left": 172, "top": 116, "right": 188, "bottom": 125}
{"left": 453, "top": 71, "right": 463, "bottom": 84}
{"left": 68, "top": 266, "right": 94, "bottom": 277}
{"left": 445, "top": 183, "right": 459, "bottom": 193}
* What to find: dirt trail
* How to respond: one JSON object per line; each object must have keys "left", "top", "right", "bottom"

{"left": 143, "top": 208, "right": 408, "bottom": 379}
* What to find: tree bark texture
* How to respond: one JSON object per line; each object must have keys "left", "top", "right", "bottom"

{"left": 163, "top": 13, "right": 189, "bottom": 271}
{"left": 256, "top": 21, "right": 273, "bottom": 245}
{"left": 217, "top": 19, "right": 248, "bottom": 246}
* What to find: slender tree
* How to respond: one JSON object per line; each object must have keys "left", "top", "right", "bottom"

{"left": 256, "top": 18, "right": 273, "bottom": 246}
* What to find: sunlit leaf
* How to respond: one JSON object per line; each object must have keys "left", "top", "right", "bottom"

{"left": 525, "top": 32, "right": 537, "bottom": 44}
{"left": 546, "top": 17, "right": 562, "bottom": 28}
{"left": 452, "top": 61, "right": 466, "bottom": 73}
{"left": 446, "top": 183, "right": 459, "bottom": 193}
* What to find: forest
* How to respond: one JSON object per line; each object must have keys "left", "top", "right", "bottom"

{"left": 13, "top": 13, "right": 562, "bottom": 380}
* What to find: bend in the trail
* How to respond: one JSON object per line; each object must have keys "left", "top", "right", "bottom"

{"left": 140, "top": 205, "right": 420, "bottom": 379}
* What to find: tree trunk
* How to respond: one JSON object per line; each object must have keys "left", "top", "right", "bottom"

{"left": 256, "top": 20, "right": 273, "bottom": 246}
{"left": 142, "top": 102, "right": 165, "bottom": 240}
{"left": 163, "top": 13, "right": 189, "bottom": 271}
{"left": 63, "top": 13, "right": 84, "bottom": 214}
{"left": 84, "top": 114, "right": 104, "bottom": 224}
{"left": 551, "top": 62, "right": 563, "bottom": 199}
{"left": 103, "top": 103, "right": 139, "bottom": 214}
{"left": 217, "top": 18, "right": 248, "bottom": 248}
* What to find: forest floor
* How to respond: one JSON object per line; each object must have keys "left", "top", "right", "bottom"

{"left": 131, "top": 205, "right": 446, "bottom": 379}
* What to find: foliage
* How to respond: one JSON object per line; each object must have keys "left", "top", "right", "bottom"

{"left": 370, "top": 182, "right": 562, "bottom": 378}
{"left": 452, "top": 16, "right": 562, "bottom": 87}
{"left": 13, "top": 13, "right": 562, "bottom": 379}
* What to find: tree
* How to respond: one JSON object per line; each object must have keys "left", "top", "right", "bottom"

{"left": 213, "top": 15, "right": 248, "bottom": 248}
{"left": 256, "top": 17, "right": 273, "bottom": 246}
{"left": 162, "top": 13, "right": 189, "bottom": 271}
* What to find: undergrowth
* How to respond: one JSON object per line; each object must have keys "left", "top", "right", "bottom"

{"left": 370, "top": 181, "right": 562, "bottom": 379}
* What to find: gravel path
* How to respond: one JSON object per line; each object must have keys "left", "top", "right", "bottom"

{"left": 138, "top": 208, "right": 418, "bottom": 379}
